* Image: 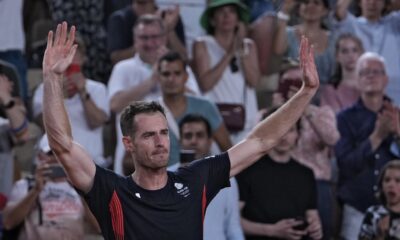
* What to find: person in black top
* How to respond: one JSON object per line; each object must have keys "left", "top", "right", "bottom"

{"left": 41, "top": 22, "right": 320, "bottom": 240}
{"left": 237, "top": 109, "right": 322, "bottom": 240}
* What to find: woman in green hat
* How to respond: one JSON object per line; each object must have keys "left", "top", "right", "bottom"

{"left": 192, "top": 0, "right": 261, "bottom": 144}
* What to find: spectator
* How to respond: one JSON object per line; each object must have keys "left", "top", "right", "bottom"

{"left": 33, "top": 34, "right": 110, "bottom": 167}
{"left": 272, "top": 59, "right": 340, "bottom": 239}
{"left": 155, "top": 0, "right": 207, "bottom": 59}
{"left": 244, "top": 0, "right": 276, "bottom": 75}
{"left": 193, "top": 0, "right": 260, "bottom": 144}
{"left": 359, "top": 160, "right": 400, "bottom": 240}
{"left": 108, "top": 15, "right": 200, "bottom": 174}
{"left": 169, "top": 114, "right": 244, "bottom": 240}
{"left": 47, "top": 0, "right": 111, "bottom": 83}
{"left": 332, "top": 0, "right": 400, "bottom": 105}
{"left": 107, "top": 0, "right": 187, "bottom": 65}
{"left": 158, "top": 51, "right": 231, "bottom": 167}
{"left": 320, "top": 33, "right": 364, "bottom": 114}
{"left": 273, "top": 0, "right": 335, "bottom": 85}
{"left": 2, "top": 135, "right": 101, "bottom": 239}
{"left": 0, "top": 73, "right": 30, "bottom": 204}
{"left": 237, "top": 107, "right": 322, "bottom": 240}
{"left": 335, "top": 52, "right": 400, "bottom": 240}
{"left": 0, "top": 0, "right": 28, "bottom": 101}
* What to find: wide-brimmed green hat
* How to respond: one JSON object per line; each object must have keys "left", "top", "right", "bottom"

{"left": 200, "top": 0, "right": 250, "bottom": 33}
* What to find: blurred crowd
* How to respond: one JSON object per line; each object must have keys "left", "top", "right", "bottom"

{"left": 0, "top": 0, "right": 399, "bottom": 239}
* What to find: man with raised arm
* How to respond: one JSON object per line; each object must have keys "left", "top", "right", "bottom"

{"left": 42, "top": 22, "right": 319, "bottom": 240}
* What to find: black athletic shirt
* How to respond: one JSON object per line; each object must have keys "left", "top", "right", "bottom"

{"left": 84, "top": 152, "right": 231, "bottom": 240}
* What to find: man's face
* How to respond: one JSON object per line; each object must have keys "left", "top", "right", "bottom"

{"left": 134, "top": 22, "right": 166, "bottom": 63}
{"left": 360, "top": 0, "right": 385, "bottom": 20}
{"left": 180, "top": 121, "right": 212, "bottom": 159}
{"left": 63, "top": 50, "right": 84, "bottom": 98}
{"left": 357, "top": 59, "right": 388, "bottom": 95}
{"left": 131, "top": 112, "right": 170, "bottom": 169}
{"left": 159, "top": 60, "right": 188, "bottom": 96}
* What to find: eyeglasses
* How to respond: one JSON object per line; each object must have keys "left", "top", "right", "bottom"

{"left": 137, "top": 33, "right": 164, "bottom": 41}
{"left": 359, "top": 69, "right": 385, "bottom": 77}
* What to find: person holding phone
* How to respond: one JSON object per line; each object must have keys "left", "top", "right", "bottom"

{"left": 237, "top": 107, "right": 322, "bottom": 240}
{"left": 173, "top": 114, "right": 244, "bottom": 240}
{"left": 2, "top": 135, "right": 101, "bottom": 240}
{"left": 192, "top": 0, "right": 260, "bottom": 144}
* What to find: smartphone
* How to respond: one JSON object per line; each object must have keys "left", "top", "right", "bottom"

{"left": 180, "top": 149, "right": 196, "bottom": 164}
{"left": 277, "top": 78, "right": 303, "bottom": 99}
{"left": 47, "top": 165, "right": 67, "bottom": 179}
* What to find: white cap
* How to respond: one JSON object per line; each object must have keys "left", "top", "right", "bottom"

{"left": 38, "top": 134, "right": 51, "bottom": 153}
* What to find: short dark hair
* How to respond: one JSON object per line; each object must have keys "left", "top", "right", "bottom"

{"left": 158, "top": 51, "right": 187, "bottom": 72}
{"left": 179, "top": 114, "right": 212, "bottom": 138}
{"left": 133, "top": 14, "right": 165, "bottom": 35}
{"left": 120, "top": 101, "right": 166, "bottom": 137}
{"left": 376, "top": 160, "right": 400, "bottom": 205}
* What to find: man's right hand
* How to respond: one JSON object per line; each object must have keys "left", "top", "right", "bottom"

{"left": 43, "top": 22, "right": 77, "bottom": 76}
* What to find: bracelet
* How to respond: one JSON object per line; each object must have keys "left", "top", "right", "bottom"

{"left": 2, "top": 99, "right": 15, "bottom": 109}
{"left": 10, "top": 118, "right": 28, "bottom": 134}
{"left": 277, "top": 11, "right": 290, "bottom": 21}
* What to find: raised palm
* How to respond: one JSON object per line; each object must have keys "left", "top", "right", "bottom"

{"left": 43, "top": 22, "right": 77, "bottom": 75}
{"left": 299, "top": 36, "right": 320, "bottom": 90}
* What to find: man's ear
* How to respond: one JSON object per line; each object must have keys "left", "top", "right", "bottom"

{"left": 122, "top": 136, "right": 135, "bottom": 153}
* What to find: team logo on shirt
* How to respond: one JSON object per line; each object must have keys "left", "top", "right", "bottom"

{"left": 174, "top": 183, "right": 183, "bottom": 190}
{"left": 174, "top": 182, "right": 190, "bottom": 197}
{"left": 135, "top": 193, "right": 141, "bottom": 199}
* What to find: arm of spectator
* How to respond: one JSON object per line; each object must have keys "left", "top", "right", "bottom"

{"left": 109, "top": 71, "right": 159, "bottom": 113}
{"left": 73, "top": 75, "right": 108, "bottom": 129}
{"left": 79, "top": 89, "right": 109, "bottom": 129}
{"left": 224, "top": 179, "right": 244, "bottom": 239}
{"left": 240, "top": 39, "right": 260, "bottom": 88}
{"left": 3, "top": 188, "right": 40, "bottom": 229}
{"left": 305, "top": 209, "right": 323, "bottom": 240}
{"left": 272, "top": 0, "right": 295, "bottom": 55}
{"left": 192, "top": 39, "right": 234, "bottom": 93}
{"left": 335, "top": 113, "right": 378, "bottom": 178}
{"left": 3, "top": 164, "right": 47, "bottom": 229}
{"left": 304, "top": 105, "right": 340, "bottom": 146}
{"left": 213, "top": 123, "right": 232, "bottom": 152}
{"left": 0, "top": 74, "right": 29, "bottom": 141}
{"left": 228, "top": 37, "right": 319, "bottom": 177}
{"left": 42, "top": 22, "right": 96, "bottom": 193}
{"left": 163, "top": 7, "right": 188, "bottom": 61}
{"left": 240, "top": 202, "right": 307, "bottom": 239}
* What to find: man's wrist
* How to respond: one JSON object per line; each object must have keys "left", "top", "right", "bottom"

{"left": 79, "top": 89, "right": 91, "bottom": 101}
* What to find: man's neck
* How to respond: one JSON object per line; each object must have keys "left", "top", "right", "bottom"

{"left": 268, "top": 150, "right": 291, "bottom": 163}
{"left": 361, "top": 93, "right": 384, "bottom": 112}
{"left": 132, "top": 168, "right": 168, "bottom": 190}
{"left": 163, "top": 94, "right": 187, "bottom": 118}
